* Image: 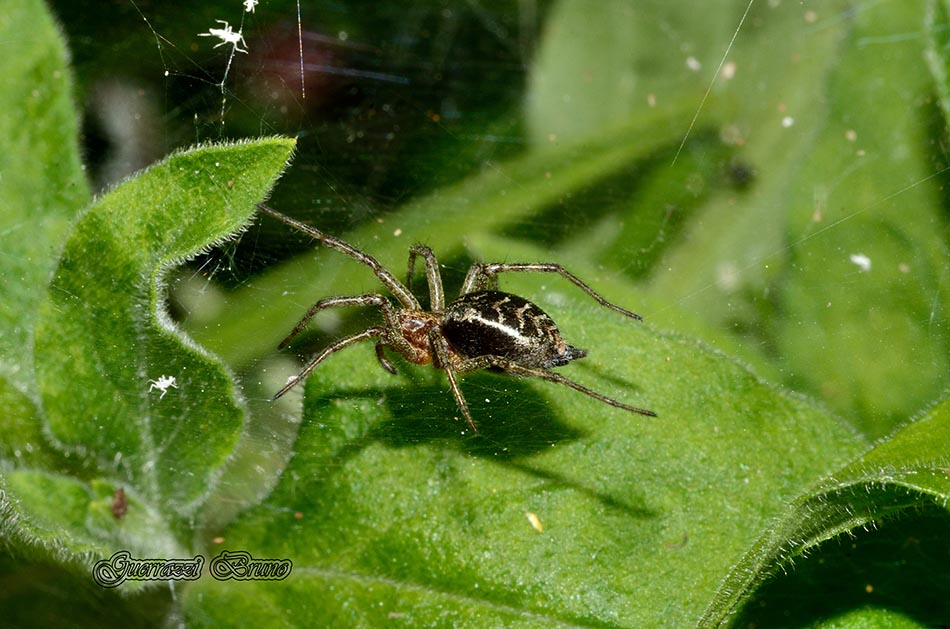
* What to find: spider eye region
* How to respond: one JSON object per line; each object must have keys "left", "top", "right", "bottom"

{"left": 441, "top": 290, "right": 583, "bottom": 369}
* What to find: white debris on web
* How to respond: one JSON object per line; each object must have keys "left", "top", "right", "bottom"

{"left": 849, "top": 253, "right": 872, "bottom": 272}
{"left": 198, "top": 20, "right": 248, "bottom": 54}
{"left": 525, "top": 511, "right": 543, "bottom": 533}
{"left": 243, "top": 0, "right": 258, "bottom": 13}
{"left": 148, "top": 375, "right": 179, "bottom": 399}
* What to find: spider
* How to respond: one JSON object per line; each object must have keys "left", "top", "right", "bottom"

{"left": 258, "top": 204, "right": 656, "bottom": 432}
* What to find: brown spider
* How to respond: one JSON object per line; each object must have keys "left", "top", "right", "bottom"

{"left": 259, "top": 204, "right": 656, "bottom": 432}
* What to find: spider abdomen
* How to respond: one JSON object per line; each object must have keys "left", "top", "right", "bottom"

{"left": 441, "top": 290, "right": 586, "bottom": 369}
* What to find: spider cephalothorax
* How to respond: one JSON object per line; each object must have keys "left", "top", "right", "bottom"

{"left": 259, "top": 204, "right": 655, "bottom": 432}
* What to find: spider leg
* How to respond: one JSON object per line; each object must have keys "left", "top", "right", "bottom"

{"left": 461, "top": 262, "right": 642, "bottom": 321}
{"left": 273, "top": 326, "right": 387, "bottom": 400}
{"left": 429, "top": 331, "right": 479, "bottom": 432}
{"left": 277, "top": 294, "right": 398, "bottom": 349}
{"left": 375, "top": 342, "right": 398, "bottom": 374}
{"left": 258, "top": 204, "right": 419, "bottom": 309}
{"left": 452, "top": 354, "right": 656, "bottom": 418}
{"left": 406, "top": 244, "right": 445, "bottom": 310}
{"left": 459, "top": 262, "right": 499, "bottom": 294}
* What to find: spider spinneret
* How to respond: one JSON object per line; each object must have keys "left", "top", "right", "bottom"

{"left": 259, "top": 204, "right": 655, "bottom": 432}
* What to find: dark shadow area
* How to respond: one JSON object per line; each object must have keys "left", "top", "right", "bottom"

{"left": 0, "top": 554, "right": 174, "bottom": 628}
{"left": 301, "top": 371, "right": 658, "bottom": 521}
{"left": 924, "top": 90, "right": 950, "bottom": 226}
{"left": 375, "top": 371, "right": 586, "bottom": 457}
{"left": 500, "top": 459, "right": 658, "bottom": 520}
{"left": 571, "top": 358, "right": 652, "bottom": 398}
{"left": 294, "top": 374, "right": 583, "bottom": 468}
{"left": 735, "top": 505, "right": 950, "bottom": 628}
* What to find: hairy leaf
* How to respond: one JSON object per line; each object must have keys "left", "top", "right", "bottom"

{"left": 183, "top": 297, "right": 863, "bottom": 626}
{"left": 29, "top": 138, "right": 294, "bottom": 538}
{"left": 0, "top": 0, "right": 90, "bottom": 391}
{"left": 701, "top": 397, "right": 950, "bottom": 626}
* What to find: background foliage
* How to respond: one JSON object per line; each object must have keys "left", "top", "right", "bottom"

{"left": 1, "top": 0, "right": 948, "bottom": 626}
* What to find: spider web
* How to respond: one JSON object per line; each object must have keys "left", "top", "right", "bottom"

{"left": 51, "top": 0, "right": 949, "bottom": 477}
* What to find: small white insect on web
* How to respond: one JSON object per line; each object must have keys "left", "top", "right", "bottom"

{"left": 148, "top": 375, "right": 179, "bottom": 399}
{"left": 198, "top": 20, "right": 248, "bottom": 54}
{"left": 198, "top": 13, "right": 254, "bottom": 123}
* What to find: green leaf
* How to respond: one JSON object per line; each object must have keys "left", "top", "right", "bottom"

{"left": 31, "top": 138, "right": 294, "bottom": 529}
{"left": 734, "top": 506, "right": 950, "bottom": 627}
{"left": 1, "top": 469, "right": 179, "bottom": 575}
{"left": 0, "top": 375, "right": 68, "bottom": 469}
{"left": 701, "top": 396, "right": 950, "bottom": 627}
{"left": 811, "top": 607, "right": 930, "bottom": 629}
{"left": 182, "top": 278, "right": 864, "bottom": 626}
{"left": 1, "top": 137, "right": 293, "bottom": 610}
{"left": 0, "top": 0, "right": 90, "bottom": 391}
